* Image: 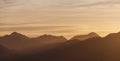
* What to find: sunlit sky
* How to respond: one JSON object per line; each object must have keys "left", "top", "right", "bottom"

{"left": 1, "top": 0, "right": 120, "bottom": 38}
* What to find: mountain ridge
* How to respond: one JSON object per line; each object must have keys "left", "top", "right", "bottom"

{"left": 0, "top": 32, "right": 67, "bottom": 53}
{"left": 1, "top": 32, "right": 120, "bottom": 61}
{"left": 70, "top": 32, "right": 100, "bottom": 41}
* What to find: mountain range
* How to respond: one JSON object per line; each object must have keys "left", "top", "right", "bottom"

{"left": 1, "top": 32, "right": 120, "bottom": 61}
{"left": 0, "top": 32, "right": 67, "bottom": 53}
{"left": 19, "top": 32, "right": 120, "bottom": 61}
{"left": 0, "top": 32, "right": 99, "bottom": 52}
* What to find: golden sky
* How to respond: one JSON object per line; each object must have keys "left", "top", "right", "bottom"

{"left": 0, "top": 0, "right": 120, "bottom": 38}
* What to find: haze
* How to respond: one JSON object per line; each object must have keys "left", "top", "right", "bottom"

{"left": 0, "top": 0, "right": 120, "bottom": 38}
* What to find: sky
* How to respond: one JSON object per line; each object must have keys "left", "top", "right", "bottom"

{"left": 0, "top": 0, "right": 120, "bottom": 38}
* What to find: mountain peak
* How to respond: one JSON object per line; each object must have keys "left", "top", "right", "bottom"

{"left": 88, "top": 32, "right": 100, "bottom": 37}
{"left": 37, "top": 34, "right": 55, "bottom": 38}
{"left": 2, "top": 32, "right": 29, "bottom": 40}
{"left": 36, "top": 34, "right": 67, "bottom": 42}
{"left": 37, "top": 34, "right": 65, "bottom": 38}
{"left": 105, "top": 32, "right": 120, "bottom": 39}
{"left": 88, "top": 32, "right": 97, "bottom": 35}
{"left": 41, "top": 34, "right": 53, "bottom": 37}
{"left": 71, "top": 32, "right": 100, "bottom": 41}
{"left": 11, "top": 32, "right": 21, "bottom": 36}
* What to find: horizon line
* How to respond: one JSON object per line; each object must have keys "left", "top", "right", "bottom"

{"left": 0, "top": 31, "right": 119, "bottom": 39}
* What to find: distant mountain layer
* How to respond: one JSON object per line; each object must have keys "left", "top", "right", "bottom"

{"left": 71, "top": 32, "right": 100, "bottom": 40}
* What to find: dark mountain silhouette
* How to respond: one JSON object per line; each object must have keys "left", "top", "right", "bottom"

{"left": 0, "top": 32, "right": 29, "bottom": 42}
{"left": 0, "top": 32, "right": 67, "bottom": 53}
{"left": 0, "top": 32, "right": 30, "bottom": 51}
{"left": 12, "top": 32, "right": 120, "bottom": 61}
{"left": 71, "top": 32, "right": 100, "bottom": 41}
{"left": 2, "top": 32, "right": 120, "bottom": 61}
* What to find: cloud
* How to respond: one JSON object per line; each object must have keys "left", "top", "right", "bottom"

{"left": 0, "top": 0, "right": 28, "bottom": 9}
{"left": 0, "top": 23, "right": 6, "bottom": 25}
{"left": 0, "top": 23, "right": 30, "bottom": 26}
{"left": 1, "top": 0, "right": 119, "bottom": 9}
{"left": 0, "top": 25, "right": 74, "bottom": 31}
{"left": 68, "top": 0, "right": 120, "bottom": 8}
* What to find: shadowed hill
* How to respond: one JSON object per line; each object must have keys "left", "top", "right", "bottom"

{"left": 0, "top": 44, "right": 16, "bottom": 61}
{"left": 33, "top": 34, "right": 67, "bottom": 44}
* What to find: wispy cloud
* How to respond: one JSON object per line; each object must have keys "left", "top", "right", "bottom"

{"left": 63, "top": 0, "right": 120, "bottom": 8}
{"left": 0, "top": 25, "right": 74, "bottom": 31}
{"left": 0, "top": 0, "right": 24, "bottom": 9}
{"left": 0, "top": 23, "right": 32, "bottom": 26}
{"left": 1, "top": 0, "right": 120, "bottom": 9}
